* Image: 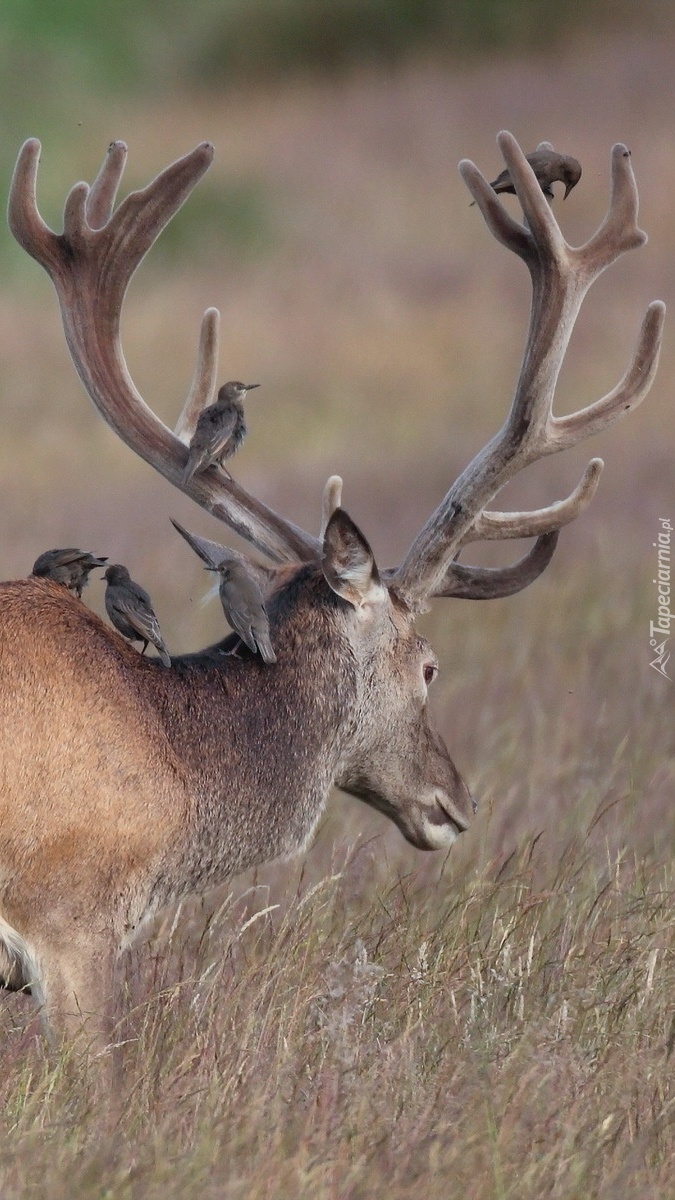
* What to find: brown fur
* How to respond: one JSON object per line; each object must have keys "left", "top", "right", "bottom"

{"left": 0, "top": 515, "right": 473, "bottom": 1047}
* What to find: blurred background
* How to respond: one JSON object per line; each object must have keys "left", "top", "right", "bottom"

{"left": 0, "top": 0, "right": 673, "bottom": 882}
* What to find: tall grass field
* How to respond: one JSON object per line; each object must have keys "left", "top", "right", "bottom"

{"left": 1, "top": 23, "right": 674, "bottom": 1199}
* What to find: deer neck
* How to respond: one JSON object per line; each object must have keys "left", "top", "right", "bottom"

{"left": 156, "top": 608, "right": 356, "bottom": 892}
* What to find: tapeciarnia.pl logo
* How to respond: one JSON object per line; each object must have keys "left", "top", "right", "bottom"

{"left": 650, "top": 517, "right": 672, "bottom": 680}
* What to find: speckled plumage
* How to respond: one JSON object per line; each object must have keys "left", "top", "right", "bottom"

{"left": 104, "top": 563, "right": 171, "bottom": 667}
{"left": 182, "top": 381, "right": 259, "bottom": 485}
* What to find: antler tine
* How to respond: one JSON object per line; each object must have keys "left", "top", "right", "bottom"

{"left": 392, "top": 131, "right": 664, "bottom": 610}
{"left": 464, "top": 459, "right": 603, "bottom": 544}
{"left": 576, "top": 144, "right": 646, "bottom": 279}
{"left": 170, "top": 517, "right": 275, "bottom": 588}
{"left": 552, "top": 300, "right": 665, "bottom": 450}
{"left": 174, "top": 307, "right": 220, "bottom": 444}
{"left": 107, "top": 142, "right": 217, "bottom": 275}
{"left": 9, "top": 138, "right": 321, "bottom": 567}
{"left": 459, "top": 160, "right": 531, "bottom": 259}
{"left": 432, "top": 532, "right": 559, "bottom": 600}
{"left": 496, "top": 131, "right": 566, "bottom": 256}
{"left": 8, "top": 139, "right": 58, "bottom": 266}
{"left": 459, "top": 131, "right": 566, "bottom": 263}
{"left": 86, "top": 140, "right": 128, "bottom": 230}
{"left": 380, "top": 530, "right": 558, "bottom": 600}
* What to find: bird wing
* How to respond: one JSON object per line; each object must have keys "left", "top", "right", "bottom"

{"left": 113, "top": 586, "right": 162, "bottom": 643}
{"left": 33, "top": 548, "right": 84, "bottom": 572}
{"left": 105, "top": 590, "right": 138, "bottom": 640}
{"left": 222, "top": 575, "right": 276, "bottom": 663}
{"left": 225, "top": 604, "right": 259, "bottom": 654}
{"left": 219, "top": 580, "right": 260, "bottom": 653}
{"left": 489, "top": 167, "right": 514, "bottom": 193}
{"left": 51, "top": 548, "right": 87, "bottom": 567}
{"left": 525, "top": 149, "right": 555, "bottom": 177}
{"left": 107, "top": 588, "right": 171, "bottom": 665}
{"left": 187, "top": 407, "right": 238, "bottom": 474}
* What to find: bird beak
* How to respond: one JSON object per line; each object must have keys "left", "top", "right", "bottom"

{"left": 563, "top": 182, "right": 574, "bottom": 199}
{"left": 244, "top": 383, "right": 260, "bottom": 392}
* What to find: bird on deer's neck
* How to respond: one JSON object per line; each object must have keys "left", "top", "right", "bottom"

{"left": 103, "top": 564, "right": 171, "bottom": 667}
{"left": 31, "top": 548, "right": 108, "bottom": 598}
{"left": 182, "top": 381, "right": 260, "bottom": 485}
{"left": 207, "top": 557, "right": 276, "bottom": 665}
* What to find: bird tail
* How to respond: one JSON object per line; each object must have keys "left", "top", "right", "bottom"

{"left": 257, "top": 632, "right": 277, "bottom": 665}
{"left": 155, "top": 639, "right": 172, "bottom": 668}
{"left": 182, "top": 457, "right": 197, "bottom": 486}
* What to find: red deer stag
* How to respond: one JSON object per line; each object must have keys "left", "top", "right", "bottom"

{"left": 0, "top": 134, "right": 664, "bottom": 1046}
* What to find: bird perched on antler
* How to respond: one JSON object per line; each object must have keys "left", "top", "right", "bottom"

{"left": 208, "top": 558, "right": 276, "bottom": 665}
{"left": 182, "top": 381, "right": 260, "bottom": 485}
{"left": 31, "top": 548, "right": 108, "bottom": 597}
{"left": 471, "top": 147, "right": 582, "bottom": 205}
{"left": 103, "top": 564, "right": 171, "bottom": 667}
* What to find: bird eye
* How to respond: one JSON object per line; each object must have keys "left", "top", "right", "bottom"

{"left": 423, "top": 662, "right": 437, "bottom": 686}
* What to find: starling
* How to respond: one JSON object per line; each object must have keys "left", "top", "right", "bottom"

{"left": 471, "top": 149, "right": 582, "bottom": 205}
{"left": 182, "top": 381, "right": 260, "bottom": 485}
{"left": 31, "top": 548, "right": 108, "bottom": 597}
{"left": 208, "top": 558, "right": 276, "bottom": 665}
{"left": 103, "top": 564, "right": 171, "bottom": 667}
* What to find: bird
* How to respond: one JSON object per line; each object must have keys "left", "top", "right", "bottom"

{"left": 471, "top": 149, "right": 582, "bottom": 205}
{"left": 31, "top": 548, "right": 108, "bottom": 597}
{"left": 182, "top": 381, "right": 260, "bottom": 485}
{"left": 103, "top": 564, "right": 171, "bottom": 667}
{"left": 208, "top": 558, "right": 276, "bottom": 665}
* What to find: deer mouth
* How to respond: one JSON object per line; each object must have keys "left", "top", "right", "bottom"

{"left": 431, "top": 795, "right": 470, "bottom": 835}
{"left": 401, "top": 794, "right": 471, "bottom": 851}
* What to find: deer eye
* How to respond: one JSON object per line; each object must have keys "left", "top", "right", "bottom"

{"left": 423, "top": 662, "right": 437, "bottom": 686}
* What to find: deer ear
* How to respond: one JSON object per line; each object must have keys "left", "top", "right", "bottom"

{"left": 322, "top": 509, "right": 387, "bottom": 608}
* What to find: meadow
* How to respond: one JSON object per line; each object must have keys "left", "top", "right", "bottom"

{"left": 0, "top": 20, "right": 674, "bottom": 1198}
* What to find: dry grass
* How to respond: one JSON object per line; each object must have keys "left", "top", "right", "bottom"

{"left": 0, "top": 564, "right": 672, "bottom": 1197}
{"left": 1, "top": 25, "right": 674, "bottom": 1199}
{"left": 2, "top": 851, "right": 675, "bottom": 1197}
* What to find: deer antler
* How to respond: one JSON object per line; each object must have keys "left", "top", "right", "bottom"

{"left": 9, "top": 135, "right": 663, "bottom": 605}
{"left": 390, "top": 133, "right": 664, "bottom": 609}
{"left": 8, "top": 138, "right": 320, "bottom": 567}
